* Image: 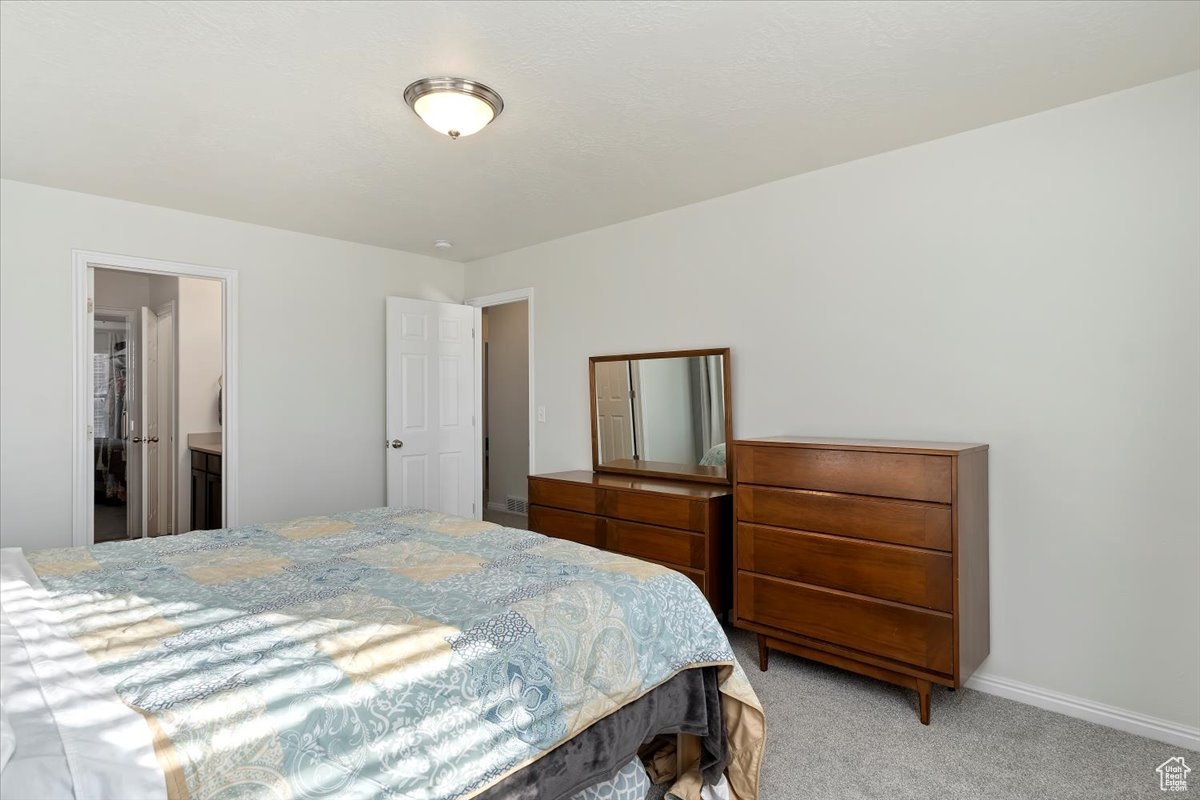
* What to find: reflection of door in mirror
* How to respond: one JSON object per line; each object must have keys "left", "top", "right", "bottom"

{"left": 594, "top": 360, "right": 635, "bottom": 461}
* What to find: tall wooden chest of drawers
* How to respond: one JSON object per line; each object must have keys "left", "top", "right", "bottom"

{"left": 528, "top": 471, "right": 732, "bottom": 615}
{"left": 732, "top": 437, "right": 988, "bottom": 724}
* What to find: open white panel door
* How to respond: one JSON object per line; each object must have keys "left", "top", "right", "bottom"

{"left": 385, "top": 297, "right": 478, "bottom": 518}
{"left": 125, "top": 307, "right": 148, "bottom": 539}
{"left": 154, "top": 306, "right": 176, "bottom": 535}
{"left": 143, "top": 306, "right": 163, "bottom": 536}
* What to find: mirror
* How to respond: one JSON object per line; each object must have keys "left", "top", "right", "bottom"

{"left": 590, "top": 348, "right": 732, "bottom": 484}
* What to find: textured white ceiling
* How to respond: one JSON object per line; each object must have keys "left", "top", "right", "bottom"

{"left": 2, "top": 1, "right": 1197, "bottom": 262}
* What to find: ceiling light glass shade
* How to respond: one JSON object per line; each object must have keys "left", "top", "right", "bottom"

{"left": 404, "top": 78, "right": 503, "bottom": 139}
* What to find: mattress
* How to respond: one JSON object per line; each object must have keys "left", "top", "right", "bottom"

{"left": 1, "top": 508, "right": 763, "bottom": 800}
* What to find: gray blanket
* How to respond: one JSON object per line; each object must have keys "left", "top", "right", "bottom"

{"left": 478, "top": 666, "right": 728, "bottom": 800}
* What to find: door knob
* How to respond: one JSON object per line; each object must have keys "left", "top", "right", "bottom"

{"left": 390, "top": 439, "right": 404, "bottom": 449}
{"left": 149, "top": 436, "right": 160, "bottom": 443}
{"left": 131, "top": 436, "right": 143, "bottom": 443}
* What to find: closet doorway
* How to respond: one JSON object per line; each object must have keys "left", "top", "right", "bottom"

{"left": 468, "top": 289, "right": 534, "bottom": 529}
{"left": 92, "top": 300, "right": 176, "bottom": 541}
{"left": 73, "top": 251, "right": 239, "bottom": 546}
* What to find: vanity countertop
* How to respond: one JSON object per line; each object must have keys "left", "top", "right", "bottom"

{"left": 187, "top": 432, "right": 222, "bottom": 456}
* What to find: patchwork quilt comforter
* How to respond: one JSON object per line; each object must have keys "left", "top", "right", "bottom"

{"left": 17, "top": 508, "right": 764, "bottom": 800}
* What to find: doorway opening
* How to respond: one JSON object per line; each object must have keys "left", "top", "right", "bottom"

{"left": 73, "top": 251, "right": 238, "bottom": 546}
{"left": 90, "top": 268, "right": 223, "bottom": 542}
{"left": 468, "top": 289, "right": 534, "bottom": 529}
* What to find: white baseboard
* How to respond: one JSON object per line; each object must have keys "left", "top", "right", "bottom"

{"left": 486, "top": 500, "right": 527, "bottom": 517}
{"left": 966, "top": 672, "right": 1200, "bottom": 751}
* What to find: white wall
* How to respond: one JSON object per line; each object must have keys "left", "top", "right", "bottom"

{"left": 176, "top": 276, "right": 223, "bottom": 530}
{"left": 484, "top": 300, "right": 530, "bottom": 508}
{"left": 0, "top": 179, "right": 464, "bottom": 549}
{"left": 465, "top": 73, "right": 1200, "bottom": 730}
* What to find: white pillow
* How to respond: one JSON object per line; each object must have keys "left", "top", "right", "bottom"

{"left": 0, "top": 548, "right": 166, "bottom": 799}
{"left": 0, "top": 708, "right": 13, "bottom": 771}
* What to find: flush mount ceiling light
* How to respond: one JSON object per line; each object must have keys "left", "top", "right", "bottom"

{"left": 403, "top": 77, "right": 504, "bottom": 140}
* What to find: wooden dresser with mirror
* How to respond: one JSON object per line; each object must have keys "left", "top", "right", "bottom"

{"left": 528, "top": 348, "right": 734, "bottom": 614}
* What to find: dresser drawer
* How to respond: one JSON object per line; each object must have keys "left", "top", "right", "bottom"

{"left": 604, "top": 489, "right": 705, "bottom": 531}
{"left": 735, "top": 445, "right": 952, "bottom": 504}
{"left": 529, "top": 477, "right": 605, "bottom": 515}
{"left": 608, "top": 519, "right": 704, "bottom": 570}
{"left": 736, "top": 485, "right": 951, "bottom": 551}
{"left": 737, "top": 524, "right": 952, "bottom": 611}
{"left": 528, "top": 505, "right": 606, "bottom": 548}
{"left": 737, "top": 572, "right": 953, "bottom": 673}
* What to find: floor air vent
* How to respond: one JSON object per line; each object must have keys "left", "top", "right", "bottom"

{"left": 505, "top": 496, "right": 529, "bottom": 515}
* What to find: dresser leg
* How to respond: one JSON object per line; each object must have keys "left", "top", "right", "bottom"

{"left": 757, "top": 635, "right": 769, "bottom": 672}
{"left": 917, "top": 679, "right": 932, "bottom": 725}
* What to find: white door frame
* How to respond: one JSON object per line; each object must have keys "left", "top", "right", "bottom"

{"left": 72, "top": 249, "right": 239, "bottom": 547}
{"left": 464, "top": 288, "right": 535, "bottom": 519}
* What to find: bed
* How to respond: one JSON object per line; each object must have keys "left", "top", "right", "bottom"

{"left": 0, "top": 508, "right": 763, "bottom": 800}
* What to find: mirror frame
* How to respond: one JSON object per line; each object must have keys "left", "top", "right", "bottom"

{"left": 588, "top": 347, "right": 733, "bottom": 485}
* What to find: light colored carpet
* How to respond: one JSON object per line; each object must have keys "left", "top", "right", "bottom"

{"left": 725, "top": 627, "right": 1194, "bottom": 799}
